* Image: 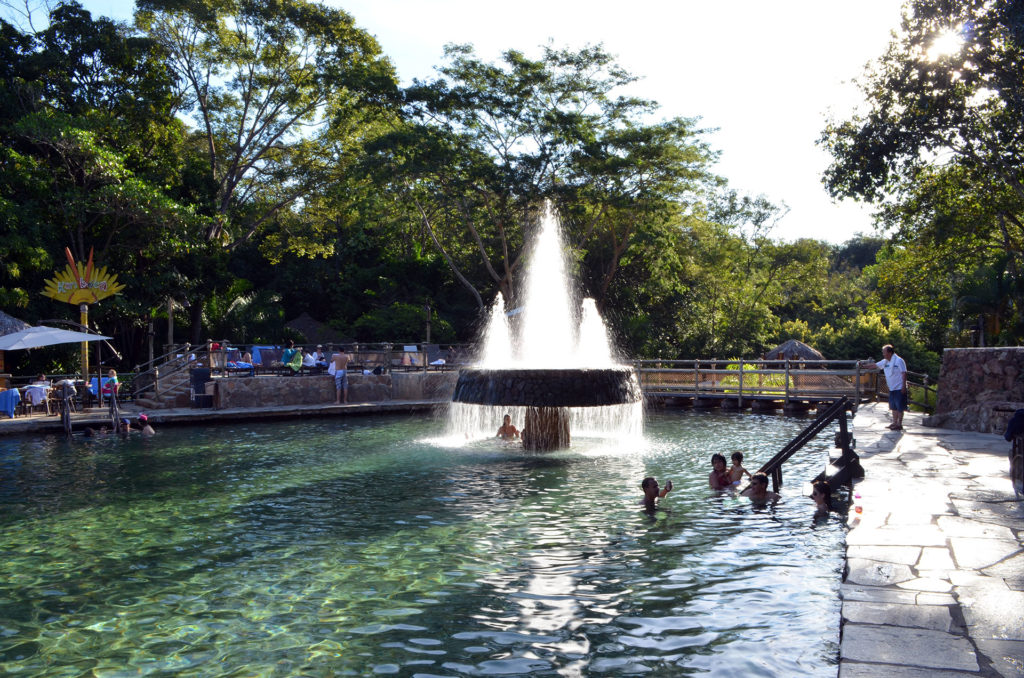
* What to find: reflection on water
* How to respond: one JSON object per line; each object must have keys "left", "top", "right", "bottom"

{"left": 0, "top": 410, "right": 844, "bottom": 676}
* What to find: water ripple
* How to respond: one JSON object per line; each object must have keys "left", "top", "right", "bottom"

{"left": 0, "top": 411, "right": 842, "bottom": 676}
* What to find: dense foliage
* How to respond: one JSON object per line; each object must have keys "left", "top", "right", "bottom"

{"left": 11, "top": 0, "right": 1015, "bottom": 379}
{"left": 823, "top": 0, "right": 1024, "bottom": 349}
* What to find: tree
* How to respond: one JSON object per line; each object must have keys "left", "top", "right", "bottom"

{"left": 821, "top": 0, "right": 1024, "bottom": 343}
{"left": 0, "top": 1, "right": 196, "bottom": 332}
{"left": 135, "top": 0, "right": 398, "bottom": 340}
{"left": 373, "top": 43, "right": 719, "bottom": 313}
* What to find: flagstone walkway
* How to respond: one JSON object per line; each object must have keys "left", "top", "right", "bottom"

{"left": 842, "top": 403, "right": 1024, "bottom": 677}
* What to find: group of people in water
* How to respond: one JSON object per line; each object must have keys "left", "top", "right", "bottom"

{"left": 496, "top": 412, "right": 833, "bottom": 517}
{"left": 645, "top": 450, "right": 833, "bottom": 517}
{"left": 84, "top": 413, "right": 155, "bottom": 438}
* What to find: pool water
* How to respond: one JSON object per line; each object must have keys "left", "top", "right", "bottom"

{"left": 0, "top": 410, "right": 845, "bottom": 676}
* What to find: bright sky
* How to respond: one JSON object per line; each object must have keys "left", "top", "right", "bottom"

{"left": 74, "top": 0, "right": 906, "bottom": 243}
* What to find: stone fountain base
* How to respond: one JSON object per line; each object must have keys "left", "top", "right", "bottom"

{"left": 452, "top": 367, "right": 641, "bottom": 450}
{"left": 522, "top": 406, "right": 571, "bottom": 451}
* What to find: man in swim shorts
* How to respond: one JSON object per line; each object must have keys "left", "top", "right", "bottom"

{"left": 332, "top": 347, "right": 351, "bottom": 404}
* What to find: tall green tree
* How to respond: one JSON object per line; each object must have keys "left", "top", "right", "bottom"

{"left": 373, "top": 44, "right": 719, "bottom": 313}
{"left": 822, "top": 0, "right": 1024, "bottom": 343}
{"left": 0, "top": 2, "right": 194, "bottom": 324}
{"left": 135, "top": 0, "right": 398, "bottom": 340}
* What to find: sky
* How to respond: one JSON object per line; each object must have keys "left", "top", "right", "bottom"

{"left": 73, "top": 0, "right": 907, "bottom": 243}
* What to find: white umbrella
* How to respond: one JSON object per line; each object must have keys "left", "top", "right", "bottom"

{"left": 0, "top": 326, "right": 112, "bottom": 350}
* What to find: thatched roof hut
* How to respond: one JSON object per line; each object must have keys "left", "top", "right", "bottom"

{"left": 0, "top": 310, "right": 31, "bottom": 336}
{"left": 284, "top": 312, "right": 342, "bottom": 346}
{"left": 0, "top": 311, "right": 31, "bottom": 374}
{"left": 763, "top": 339, "right": 825, "bottom": 361}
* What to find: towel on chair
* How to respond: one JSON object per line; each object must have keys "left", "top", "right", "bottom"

{"left": 0, "top": 389, "right": 21, "bottom": 418}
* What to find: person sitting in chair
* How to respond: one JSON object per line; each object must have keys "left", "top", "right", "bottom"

{"left": 281, "top": 340, "right": 302, "bottom": 374}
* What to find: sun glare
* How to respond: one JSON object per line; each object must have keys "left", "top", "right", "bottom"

{"left": 927, "top": 28, "right": 964, "bottom": 61}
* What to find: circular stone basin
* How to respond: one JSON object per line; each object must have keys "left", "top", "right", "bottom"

{"left": 452, "top": 367, "right": 641, "bottom": 407}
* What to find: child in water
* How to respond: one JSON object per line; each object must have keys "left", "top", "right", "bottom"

{"left": 640, "top": 476, "right": 673, "bottom": 511}
{"left": 811, "top": 480, "right": 832, "bottom": 518}
{"left": 709, "top": 453, "right": 731, "bottom": 490}
{"left": 728, "top": 452, "right": 752, "bottom": 485}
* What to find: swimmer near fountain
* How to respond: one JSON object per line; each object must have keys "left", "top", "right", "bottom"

{"left": 448, "top": 203, "right": 643, "bottom": 451}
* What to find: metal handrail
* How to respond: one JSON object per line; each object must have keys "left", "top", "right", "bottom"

{"left": 132, "top": 343, "right": 199, "bottom": 400}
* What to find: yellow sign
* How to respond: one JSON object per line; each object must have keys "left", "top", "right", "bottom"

{"left": 43, "top": 247, "right": 125, "bottom": 305}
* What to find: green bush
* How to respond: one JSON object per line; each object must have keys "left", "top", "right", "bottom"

{"left": 806, "top": 314, "right": 941, "bottom": 378}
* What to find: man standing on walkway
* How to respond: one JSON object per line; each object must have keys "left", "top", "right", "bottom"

{"left": 859, "top": 344, "right": 908, "bottom": 430}
{"left": 331, "top": 347, "right": 351, "bottom": 404}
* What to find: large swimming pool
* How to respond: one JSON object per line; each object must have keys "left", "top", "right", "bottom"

{"left": 0, "top": 410, "right": 844, "bottom": 676}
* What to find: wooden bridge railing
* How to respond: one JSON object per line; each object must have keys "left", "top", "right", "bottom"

{"left": 634, "top": 359, "right": 875, "bottom": 405}
{"left": 633, "top": 358, "right": 937, "bottom": 412}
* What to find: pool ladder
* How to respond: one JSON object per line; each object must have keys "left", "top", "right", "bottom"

{"left": 755, "top": 396, "right": 862, "bottom": 492}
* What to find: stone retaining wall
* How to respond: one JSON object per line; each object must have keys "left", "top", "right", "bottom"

{"left": 213, "top": 371, "right": 458, "bottom": 409}
{"left": 924, "top": 347, "right": 1024, "bottom": 434}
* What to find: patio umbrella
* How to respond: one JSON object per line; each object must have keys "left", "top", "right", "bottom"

{"left": 0, "top": 326, "right": 112, "bottom": 350}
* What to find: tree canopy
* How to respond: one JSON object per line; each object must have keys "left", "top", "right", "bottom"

{"left": 822, "top": 0, "right": 1024, "bottom": 345}
{"left": 0, "top": 0, "right": 965, "bottom": 377}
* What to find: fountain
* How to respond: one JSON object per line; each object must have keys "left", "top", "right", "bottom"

{"left": 450, "top": 204, "right": 643, "bottom": 450}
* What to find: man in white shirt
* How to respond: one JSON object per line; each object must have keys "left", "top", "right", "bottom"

{"left": 859, "top": 344, "right": 909, "bottom": 430}
{"left": 302, "top": 349, "right": 316, "bottom": 369}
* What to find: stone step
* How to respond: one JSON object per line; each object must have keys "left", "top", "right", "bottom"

{"left": 135, "top": 391, "right": 192, "bottom": 410}
{"left": 134, "top": 397, "right": 159, "bottom": 410}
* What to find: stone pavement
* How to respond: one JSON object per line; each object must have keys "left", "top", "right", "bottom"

{"left": 841, "top": 402, "right": 1024, "bottom": 677}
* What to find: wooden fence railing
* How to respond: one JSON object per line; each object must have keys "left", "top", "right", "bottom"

{"left": 634, "top": 359, "right": 937, "bottom": 412}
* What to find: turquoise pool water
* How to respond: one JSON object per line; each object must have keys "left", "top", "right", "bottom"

{"left": 0, "top": 410, "right": 844, "bottom": 676}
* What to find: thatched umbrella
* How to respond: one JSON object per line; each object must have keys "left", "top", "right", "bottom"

{"left": 763, "top": 338, "right": 825, "bottom": 362}
{"left": 764, "top": 339, "right": 829, "bottom": 393}
{"left": 0, "top": 311, "right": 32, "bottom": 374}
{"left": 284, "top": 312, "right": 342, "bottom": 346}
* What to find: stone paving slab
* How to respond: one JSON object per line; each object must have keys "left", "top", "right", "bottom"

{"left": 842, "top": 600, "right": 954, "bottom": 631}
{"left": 841, "top": 665, "right": 983, "bottom": 678}
{"left": 841, "top": 403, "right": 1024, "bottom": 678}
{"left": 847, "top": 545, "right": 922, "bottom": 565}
{"left": 841, "top": 624, "right": 979, "bottom": 671}
{"left": 957, "top": 582, "right": 1024, "bottom": 641}
{"left": 974, "top": 639, "right": 1024, "bottom": 678}
{"left": 950, "top": 537, "right": 1022, "bottom": 569}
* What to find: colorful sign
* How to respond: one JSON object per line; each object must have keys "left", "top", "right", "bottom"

{"left": 42, "top": 247, "right": 125, "bottom": 305}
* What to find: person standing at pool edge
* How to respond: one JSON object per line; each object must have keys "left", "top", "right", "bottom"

{"left": 332, "top": 347, "right": 351, "bottom": 404}
{"left": 859, "top": 344, "right": 908, "bottom": 431}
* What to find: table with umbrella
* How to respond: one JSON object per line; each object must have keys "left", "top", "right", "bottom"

{"left": 0, "top": 326, "right": 113, "bottom": 415}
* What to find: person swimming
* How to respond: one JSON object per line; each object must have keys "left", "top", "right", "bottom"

{"left": 728, "top": 451, "right": 752, "bottom": 484}
{"left": 741, "top": 471, "right": 781, "bottom": 504}
{"left": 709, "top": 453, "right": 731, "bottom": 490}
{"left": 640, "top": 476, "right": 673, "bottom": 512}
{"left": 496, "top": 414, "right": 520, "bottom": 440}
{"left": 811, "top": 479, "right": 832, "bottom": 518}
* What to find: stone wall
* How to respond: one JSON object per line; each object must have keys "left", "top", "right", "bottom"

{"left": 213, "top": 371, "right": 457, "bottom": 409}
{"left": 923, "top": 347, "right": 1024, "bottom": 434}
{"left": 392, "top": 371, "right": 458, "bottom": 400}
